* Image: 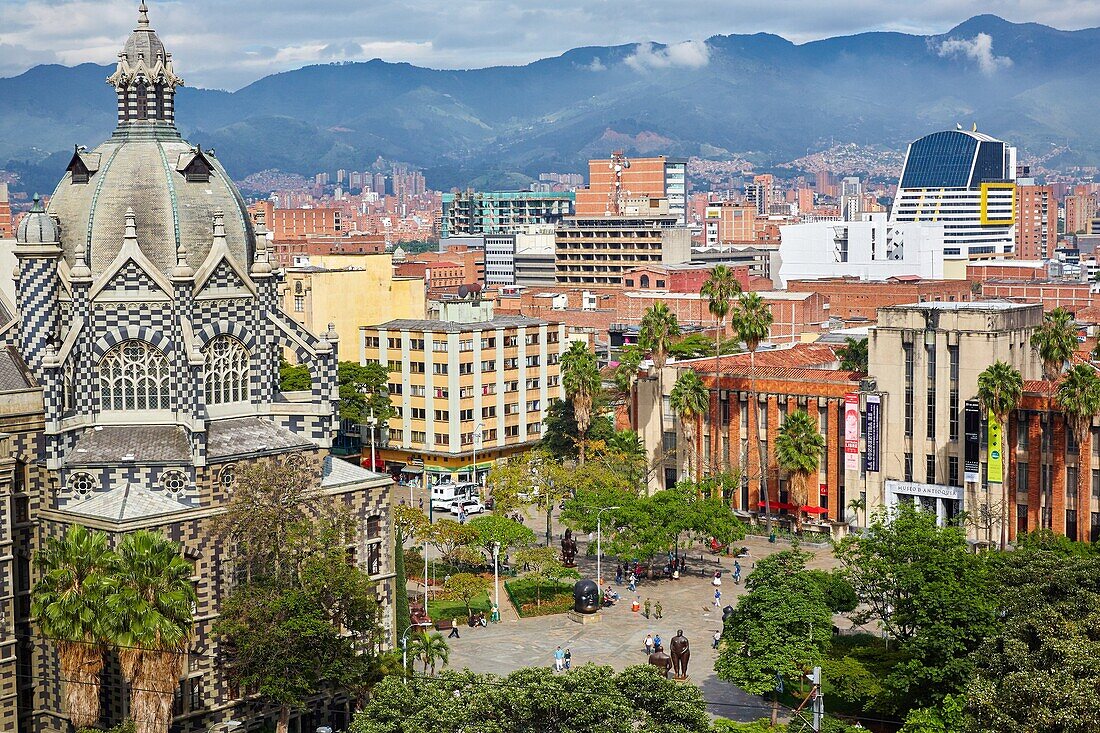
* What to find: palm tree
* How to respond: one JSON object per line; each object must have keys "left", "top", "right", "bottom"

{"left": 669, "top": 370, "right": 711, "bottom": 481}
{"left": 837, "top": 337, "right": 868, "bottom": 372}
{"left": 733, "top": 292, "right": 774, "bottom": 524}
{"left": 560, "top": 341, "right": 601, "bottom": 466}
{"left": 1056, "top": 364, "right": 1100, "bottom": 543}
{"left": 608, "top": 429, "right": 647, "bottom": 489}
{"left": 107, "top": 531, "right": 197, "bottom": 733}
{"left": 639, "top": 303, "right": 682, "bottom": 484}
{"left": 702, "top": 266, "right": 742, "bottom": 470}
{"left": 977, "top": 360, "right": 1024, "bottom": 551}
{"left": 31, "top": 525, "right": 114, "bottom": 730}
{"left": 408, "top": 630, "right": 450, "bottom": 675}
{"left": 775, "top": 410, "right": 826, "bottom": 533}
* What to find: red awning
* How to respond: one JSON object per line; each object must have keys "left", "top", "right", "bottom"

{"left": 756, "top": 501, "right": 795, "bottom": 511}
{"left": 801, "top": 506, "right": 829, "bottom": 515}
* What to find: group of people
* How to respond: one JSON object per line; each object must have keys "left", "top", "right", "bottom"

{"left": 642, "top": 632, "right": 666, "bottom": 655}
{"left": 553, "top": 646, "right": 572, "bottom": 671}
{"left": 642, "top": 598, "right": 664, "bottom": 619}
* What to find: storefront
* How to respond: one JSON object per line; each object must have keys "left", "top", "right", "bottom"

{"left": 884, "top": 480, "right": 963, "bottom": 526}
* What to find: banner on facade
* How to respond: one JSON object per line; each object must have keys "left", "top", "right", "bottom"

{"left": 988, "top": 411, "right": 1003, "bottom": 484}
{"left": 964, "top": 400, "right": 980, "bottom": 482}
{"left": 844, "top": 393, "right": 859, "bottom": 471}
{"left": 864, "top": 394, "right": 880, "bottom": 473}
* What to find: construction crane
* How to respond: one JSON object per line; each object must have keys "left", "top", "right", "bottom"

{"left": 605, "top": 150, "right": 630, "bottom": 217}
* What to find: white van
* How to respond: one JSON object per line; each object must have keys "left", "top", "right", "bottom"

{"left": 430, "top": 481, "right": 478, "bottom": 511}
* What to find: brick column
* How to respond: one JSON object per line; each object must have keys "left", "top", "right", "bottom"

{"left": 827, "top": 399, "right": 839, "bottom": 520}
{"left": 709, "top": 387, "right": 721, "bottom": 476}
{"left": 1053, "top": 417, "right": 1067, "bottom": 536}
{"left": 1007, "top": 418, "right": 1018, "bottom": 543}
{"left": 1028, "top": 414, "right": 1041, "bottom": 531}
{"left": 730, "top": 395, "right": 742, "bottom": 509}
{"left": 747, "top": 394, "right": 761, "bottom": 511}
{"left": 767, "top": 395, "right": 780, "bottom": 505}
{"left": 1079, "top": 427, "right": 1092, "bottom": 543}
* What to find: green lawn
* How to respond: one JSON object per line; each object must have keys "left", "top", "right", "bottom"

{"left": 428, "top": 589, "right": 493, "bottom": 622}
{"left": 504, "top": 577, "right": 575, "bottom": 617}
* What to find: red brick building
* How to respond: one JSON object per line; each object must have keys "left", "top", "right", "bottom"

{"left": 270, "top": 207, "right": 342, "bottom": 240}
{"left": 787, "top": 277, "right": 973, "bottom": 322}
{"left": 0, "top": 183, "right": 11, "bottom": 239}
{"left": 622, "top": 264, "right": 750, "bottom": 293}
{"left": 978, "top": 281, "right": 1096, "bottom": 312}
{"left": 1016, "top": 184, "right": 1056, "bottom": 259}
{"left": 400, "top": 246, "right": 484, "bottom": 285}
{"left": 270, "top": 233, "right": 386, "bottom": 266}
{"left": 393, "top": 260, "right": 465, "bottom": 290}
{"left": 967, "top": 261, "right": 1051, "bottom": 281}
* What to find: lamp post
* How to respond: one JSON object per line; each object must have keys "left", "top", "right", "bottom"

{"left": 491, "top": 541, "right": 501, "bottom": 623}
{"left": 472, "top": 422, "right": 484, "bottom": 489}
{"left": 596, "top": 506, "right": 620, "bottom": 587}
{"left": 400, "top": 621, "right": 432, "bottom": 685}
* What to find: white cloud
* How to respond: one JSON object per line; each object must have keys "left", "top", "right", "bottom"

{"left": 936, "top": 33, "right": 1013, "bottom": 74}
{"left": 585, "top": 57, "right": 606, "bottom": 71}
{"left": 624, "top": 39, "right": 709, "bottom": 72}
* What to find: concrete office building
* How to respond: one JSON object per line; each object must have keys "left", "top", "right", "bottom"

{"left": 555, "top": 214, "right": 691, "bottom": 286}
{"left": 441, "top": 227, "right": 556, "bottom": 286}
{"left": 891, "top": 129, "right": 1017, "bottom": 260}
{"left": 441, "top": 190, "right": 574, "bottom": 238}
{"left": 575, "top": 155, "right": 688, "bottom": 225}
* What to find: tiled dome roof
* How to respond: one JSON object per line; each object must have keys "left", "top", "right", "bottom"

{"left": 16, "top": 195, "right": 60, "bottom": 245}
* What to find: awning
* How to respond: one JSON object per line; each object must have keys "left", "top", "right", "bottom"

{"left": 756, "top": 501, "right": 795, "bottom": 511}
{"left": 400, "top": 466, "right": 424, "bottom": 474}
{"left": 801, "top": 506, "right": 829, "bottom": 515}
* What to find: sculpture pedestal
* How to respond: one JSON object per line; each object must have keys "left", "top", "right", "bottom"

{"left": 566, "top": 610, "right": 602, "bottom": 625}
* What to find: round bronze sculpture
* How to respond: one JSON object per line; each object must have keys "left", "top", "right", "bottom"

{"left": 670, "top": 630, "right": 690, "bottom": 679}
{"left": 648, "top": 644, "right": 673, "bottom": 678}
{"left": 573, "top": 579, "right": 600, "bottom": 614}
{"left": 561, "top": 528, "right": 578, "bottom": 567}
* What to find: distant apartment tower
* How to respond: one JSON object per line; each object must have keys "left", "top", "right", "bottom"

{"left": 373, "top": 173, "right": 386, "bottom": 195}
{"left": 350, "top": 171, "right": 363, "bottom": 189}
{"left": 574, "top": 154, "right": 688, "bottom": 225}
{"left": 555, "top": 213, "right": 691, "bottom": 286}
{"left": 441, "top": 191, "right": 575, "bottom": 238}
{"left": 0, "top": 183, "right": 11, "bottom": 239}
{"left": 337, "top": 169, "right": 347, "bottom": 185}
{"left": 704, "top": 202, "right": 757, "bottom": 245}
{"left": 745, "top": 174, "right": 776, "bottom": 216}
{"left": 1015, "top": 182, "right": 1056, "bottom": 259}
{"left": 1065, "top": 192, "right": 1098, "bottom": 235}
{"left": 840, "top": 177, "right": 862, "bottom": 221}
{"left": 890, "top": 129, "right": 1017, "bottom": 260}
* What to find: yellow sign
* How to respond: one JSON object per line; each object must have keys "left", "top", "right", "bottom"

{"left": 987, "top": 411, "right": 1003, "bottom": 484}
{"left": 979, "top": 182, "right": 1015, "bottom": 226}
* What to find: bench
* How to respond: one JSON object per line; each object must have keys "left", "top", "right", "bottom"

{"left": 434, "top": 618, "right": 454, "bottom": 631}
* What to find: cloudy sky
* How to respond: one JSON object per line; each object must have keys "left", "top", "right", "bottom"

{"left": 1, "top": 0, "right": 1097, "bottom": 90}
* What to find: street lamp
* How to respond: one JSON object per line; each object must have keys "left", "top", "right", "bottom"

{"left": 596, "top": 506, "right": 620, "bottom": 587}
{"left": 400, "top": 621, "right": 432, "bottom": 685}
{"left": 472, "top": 422, "right": 484, "bottom": 488}
{"left": 491, "top": 541, "right": 501, "bottom": 623}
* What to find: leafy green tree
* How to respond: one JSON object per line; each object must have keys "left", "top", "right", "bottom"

{"left": 639, "top": 302, "right": 682, "bottom": 469}
{"left": 442, "top": 572, "right": 491, "bottom": 617}
{"left": 393, "top": 532, "right": 411, "bottom": 640}
{"left": 1056, "top": 363, "right": 1100, "bottom": 543}
{"left": 669, "top": 369, "right": 710, "bottom": 480}
{"left": 337, "top": 360, "right": 394, "bottom": 424}
{"left": 977, "top": 359, "right": 1023, "bottom": 550}
{"left": 1031, "top": 307, "right": 1078, "bottom": 385}
{"left": 279, "top": 358, "right": 312, "bottom": 391}
{"left": 732, "top": 292, "right": 773, "bottom": 524}
{"left": 467, "top": 513, "right": 536, "bottom": 562}
{"left": 406, "top": 630, "right": 450, "bottom": 675}
{"left": 31, "top": 525, "right": 114, "bottom": 729}
{"left": 606, "top": 429, "right": 648, "bottom": 490}
{"left": 392, "top": 502, "right": 431, "bottom": 544}
{"left": 424, "top": 518, "right": 480, "bottom": 563}
{"left": 561, "top": 341, "right": 603, "bottom": 465}
{"left": 774, "top": 409, "right": 825, "bottom": 532}
{"left": 899, "top": 695, "right": 970, "bottom": 733}
{"left": 541, "top": 398, "right": 615, "bottom": 461}
{"left": 716, "top": 549, "right": 832, "bottom": 726}
{"left": 486, "top": 449, "right": 575, "bottom": 545}
{"left": 834, "top": 504, "right": 995, "bottom": 714}
{"left": 514, "top": 545, "right": 567, "bottom": 607}
{"left": 613, "top": 345, "right": 644, "bottom": 410}
{"left": 667, "top": 332, "right": 717, "bottom": 360}
{"left": 805, "top": 569, "right": 858, "bottom": 613}
{"left": 836, "top": 336, "right": 868, "bottom": 372}
{"left": 107, "top": 531, "right": 196, "bottom": 733}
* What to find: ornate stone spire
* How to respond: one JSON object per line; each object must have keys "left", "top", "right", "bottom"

{"left": 108, "top": 1, "right": 184, "bottom": 130}
{"left": 250, "top": 209, "right": 273, "bottom": 277}
{"left": 70, "top": 237, "right": 92, "bottom": 282}
{"left": 170, "top": 237, "right": 194, "bottom": 280}
{"left": 138, "top": 1, "right": 150, "bottom": 27}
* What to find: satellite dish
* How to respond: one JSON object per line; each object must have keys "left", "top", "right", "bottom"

{"left": 458, "top": 284, "right": 469, "bottom": 298}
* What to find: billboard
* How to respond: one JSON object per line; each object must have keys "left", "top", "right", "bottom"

{"left": 988, "top": 411, "right": 1003, "bottom": 484}
{"left": 844, "top": 393, "right": 860, "bottom": 471}
{"left": 964, "top": 400, "right": 980, "bottom": 482}
{"left": 864, "top": 395, "right": 881, "bottom": 473}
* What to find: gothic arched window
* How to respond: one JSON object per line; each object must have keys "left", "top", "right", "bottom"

{"left": 99, "top": 340, "right": 171, "bottom": 410}
{"left": 203, "top": 336, "right": 249, "bottom": 405}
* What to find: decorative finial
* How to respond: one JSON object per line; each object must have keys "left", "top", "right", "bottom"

{"left": 170, "top": 238, "right": 193, "bottom": 280}
{"left": 212, "top": 211, "right": 226, "bottom": 242}
{"left": 31, "top": 193, "right": 42, "bottom": 212}
{"left": 124, "top": 207, "right": 138, "bottom": 242}
{"left": 71, "top": 237, "right": 92, "bottom": 282}
{"left": 250, "top": 214, "right": 273, "bottom": 277}
{"left": 138, "top": 1, "right": 150, "bottom": 27}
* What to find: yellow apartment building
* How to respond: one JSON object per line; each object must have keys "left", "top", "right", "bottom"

{"left": 359, "top": 305, "right": 565, "bottom": 485}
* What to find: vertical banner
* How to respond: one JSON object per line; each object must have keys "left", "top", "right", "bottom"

{"left": 964, "top": 400, "right": 980, "bottom": 482}
{"left": 864, "top": 395, "right": 880, "bottom": 473}
{"left": 844, "top": 393, "right": 860, "bottom": 471}
{"left": 988, "top": 411, "right": 1003, "bottom": 484}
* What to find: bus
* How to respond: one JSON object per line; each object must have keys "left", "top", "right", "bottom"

{"left": 430, "top": 481, "right": 479, "bottom": 511}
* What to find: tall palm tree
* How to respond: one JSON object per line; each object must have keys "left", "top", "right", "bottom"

{"left": 31, "top": 525, "right": 114, "bottom": 730}
{"left": 1056, "top": 364, "right": 1100, "bottom": 543}
{"left": 977, "top": 360, "right": 1024, "bottom": 551}
{"left": 408, "top": 630, "right": 450, "bottom": 675}
{"left": 775, "top": 410, "right": 826, "bottom": 533}
{"left": 837, "top": 337, "right": 868, "bottom": 372}
{"left": 107, "top": 531, "right": 197, "bottom": 733}
{"left": 733, "top": 292, "right": 774, "bottom": 524}
{"left": 702, "top": 266, "right": 742, "bottom": 471}
{"left": 608, "top": 429, "right": 647, "bottom": 489}
{"left": 560, "top": 341, "right": 602, "bottom": 466}
{"left": 639, "top": 302, "right": 682, "bottom": 485}
{"left": 670, "top": 370, "right": 711, "bottom": 481}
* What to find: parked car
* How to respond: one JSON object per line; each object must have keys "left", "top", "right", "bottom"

{"left": 450, "top": 498, "right": 485, "bottom": 516}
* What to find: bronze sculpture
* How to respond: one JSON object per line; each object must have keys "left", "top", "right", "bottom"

{"left": 561, "top": 528, "right": 578, "bottom": 567}
{"left": 572, "top": 579, "right": 600, "bottom": 614}
{"left": 647, "top": 644, "right": 673, "bottom": 678}
{"left": 670, "top": 629, "right": 690, "bottom": 679}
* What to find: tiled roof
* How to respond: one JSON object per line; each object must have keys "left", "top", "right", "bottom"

{"left": 68, "top": 425, "right": 190, "bottom": 465}
{"left": 683, "top": 343, "right": 841, "bottom": 374}
{"left": 701, "top": 366, "right": 862, "bottom": 386}
{"left": 64, "top": 483, "right": 190, "bottom": 522}
{"left": 0, "top": 345, "right": 35, "bottom": 392}
{"left": 207, "top": 417, "right": 315, "bottom": 459}
{"left": 321, "top": 454, "right": 389, "bottom": 488}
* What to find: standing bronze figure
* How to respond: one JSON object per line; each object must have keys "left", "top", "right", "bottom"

{"left": 561, "top": 528, "right": 578, "bottom": 567}
{"left": 670, "top": 630, "right": 691, "bottom": 679}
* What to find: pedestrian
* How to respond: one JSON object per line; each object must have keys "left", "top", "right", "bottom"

{"left": 712, "top": 570, "right": 722, "bottom": 587}
{"left": 655, "top": 600, "right": 663, "bottom": 620}
{"left": 713, "top": 588, "right": 722, "bottom": 607}
{"left": 733, "top": 560, "right": 742, "bottom": 584}
{"left": 713, "top": 629, "right": 722, "bottom": 649}
{"left": 629, "top": 572, "right": 637, "bottom": 592}
{"left": 448, "top": 618, "right": 460, "bottom": 639}
{"left": 458, "top": 510, "right": 467, "bottom": 525}
{"left": 418, "top": 497, "right": 424, "bottom": 511}
{"left": 554, "top": 646, "right": 565, "bottom": 671}
{"left": 644, "top": 633, "right": 653, "bottom": 655}
{"left": 615, "top": 565, "right": 623, "bottom": 585}
{"left": 654, "top": 633, "right": 662, "bottom": 650}
{"left": 644, "top": 598, "right": 651, "bottom": 619}
{"left": 564, "top": 648, "right": 572, "bottom": 670}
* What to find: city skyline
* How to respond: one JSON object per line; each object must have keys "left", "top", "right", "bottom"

{"left": 0, "top": 0, "right": 1097, "bottom": 89}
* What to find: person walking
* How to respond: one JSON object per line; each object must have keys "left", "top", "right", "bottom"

{"left": 564, "top": 648, "right": 572, "bottom": 670}
{"left": 643, "top": 598, "right": 651, "bottom": 619}
{"left": 644, "top": 633, "right": 653, "bottom": 655}
{"left": 713, "top": 587, "right": 722, "bottom": 608}
{"left": 654, "top": 600, "right": 663, "bottom": 620}
{"left": 628, "top": 572, "right": 637, "bottom": 592}
{"left": 448, "top": 618, "right": 460, "bottom": 639}
{"left": 554, "top": 646, "right": 565, "bottom": 671}
{"left": 713, "top": 629, "right": 722, "bottom": 649}
{"left": 615, "top": 564, "right": 623, "bottom": 585}
{"left": 733, "top": 560, "right": 742, "bottom": 585}
{"left": 654, "top": 632, "right": 663, "bottom": 651}
{"left": 418, "top": 497, "right": 424, "bottom": 511}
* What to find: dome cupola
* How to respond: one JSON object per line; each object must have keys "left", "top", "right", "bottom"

{"left": 16, "top": 195, "right": 60, "bottom": 246}
{"left": 107, "top": 1, "right": 184, "bottom": 131}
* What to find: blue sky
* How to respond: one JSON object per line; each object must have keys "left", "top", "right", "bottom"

{"left": 1, "top": 0, "right": 1097, "bottom": 89}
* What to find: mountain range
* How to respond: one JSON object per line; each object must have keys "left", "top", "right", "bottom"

{"left": 2, "top": 14, "right": 1099, "bottom": 193}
